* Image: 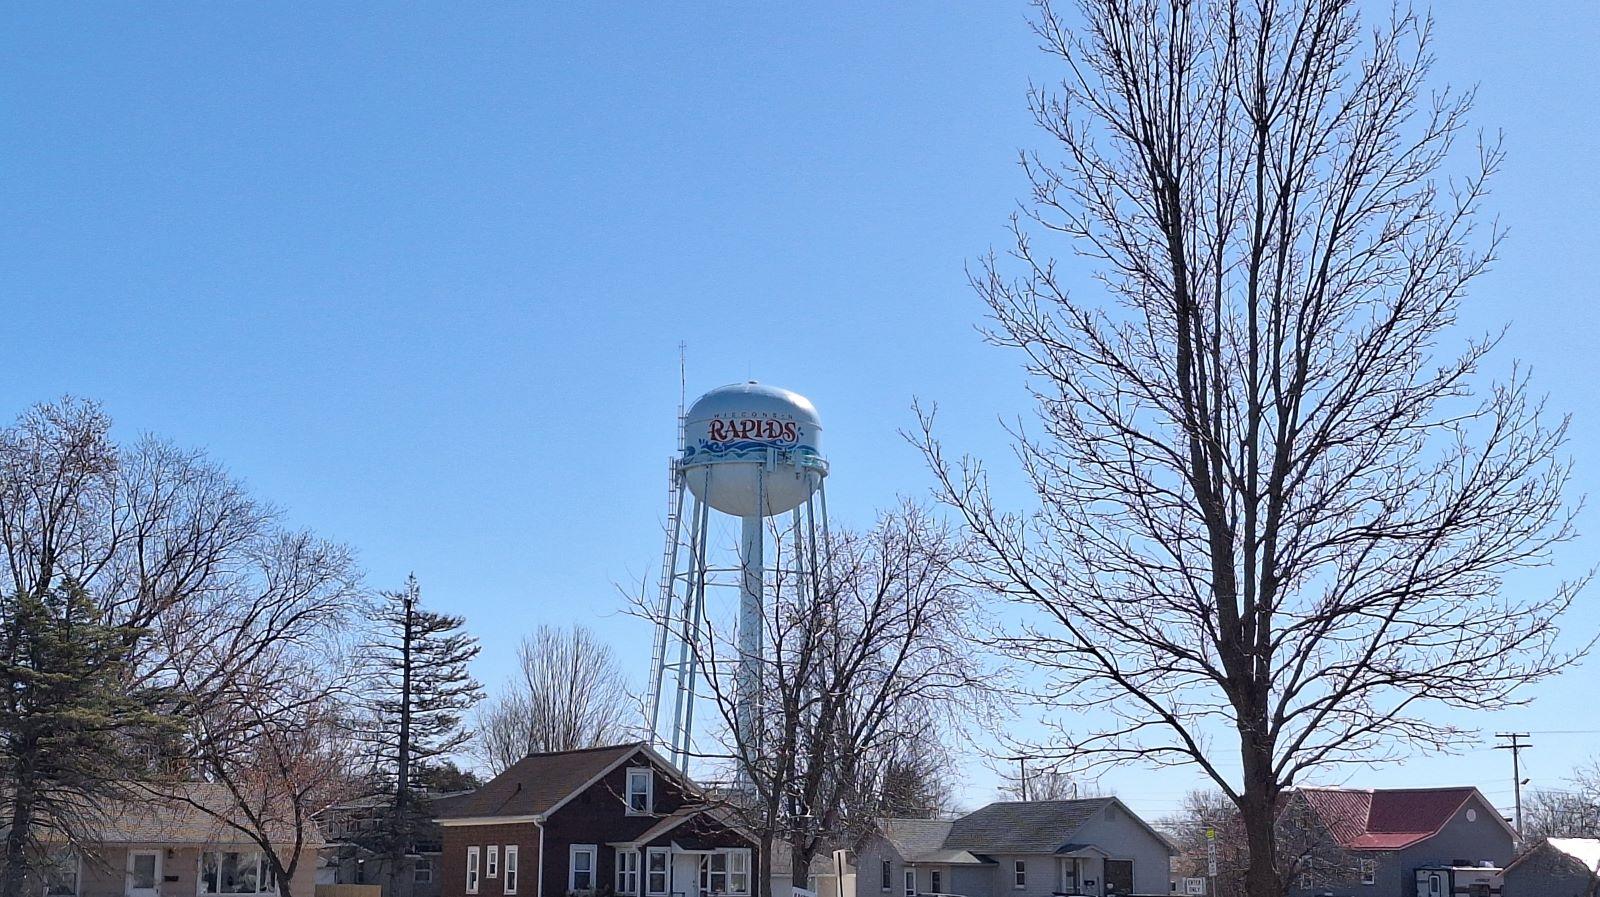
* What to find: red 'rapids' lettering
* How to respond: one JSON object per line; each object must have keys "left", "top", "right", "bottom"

{"left": 707, "top": 419, "right": 799, "bottom": 443}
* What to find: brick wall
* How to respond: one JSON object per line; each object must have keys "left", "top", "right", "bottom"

{"left": 441, "top": 823, "right": 543, "bottom": 897}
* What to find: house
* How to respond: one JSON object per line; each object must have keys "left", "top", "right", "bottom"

{"left": 435, "top": 743, "right": 757, "bottom": 897}
{"left": 18, "top": 782, "right": 322, "bottom": 897}
{"left": 1501, "top": 838, "right": 1600, "bottom": 897}
{"left": 1283, "top": 786, "right": 1514, "bottom": 897}
{"left": 318, "top": 789, "right": 473, "bottom": 897}
{"left": 846, "top": 799, "right": 1175, "bottom": 897}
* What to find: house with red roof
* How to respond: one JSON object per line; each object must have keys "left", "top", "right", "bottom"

{"left": 1283, "top": 786, "right": 1514, "bottom": 897}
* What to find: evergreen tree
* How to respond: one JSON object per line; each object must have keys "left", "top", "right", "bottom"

{"left": 0, "top": 582, "right": 174, "bottom": 897}
{"left": 363, "top": 575, "right": 482, "bottom": 894}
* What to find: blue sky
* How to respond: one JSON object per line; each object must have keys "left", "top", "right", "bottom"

{"left": 3, "top": 3, "right": 1597, "bottom": 819}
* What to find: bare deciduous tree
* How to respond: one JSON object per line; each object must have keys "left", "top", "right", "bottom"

{"left": 639, "top": 502, "right": 980, "bottom": 896}
{"left": 0, "top": 398, "right": 361, "bottom": 897}
{"left": 917, "top": 3, "right": 1588, "bottom": 895}
{"left": 472, "top": 623, "right": 630, "bottom": 776}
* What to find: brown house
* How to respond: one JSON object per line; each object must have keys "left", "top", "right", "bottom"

{"left": 435, "top": 743, "right": 756, "bottom": 897}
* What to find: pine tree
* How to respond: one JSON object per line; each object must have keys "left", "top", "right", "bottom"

{"left": 0, "top": 581, "right": 175, "bottom": 897}
{"left": 363, "top": 575, "right": 482, "bottom": 895}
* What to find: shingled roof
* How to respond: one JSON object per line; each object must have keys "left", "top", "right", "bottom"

{"left": 943, "top": 799, "right": 1118, "bottom": 855}
{"left": 1295, "top": 787, "right": 1508, "bottom": 851}
{"left": 434, "top": 742, "right": 670, "bottom": 820}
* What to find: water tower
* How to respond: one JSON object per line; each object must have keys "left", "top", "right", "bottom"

{"left": 646, "top": 381, "right": 829, "bottom": 774}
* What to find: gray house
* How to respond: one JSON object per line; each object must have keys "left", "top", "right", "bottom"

{"left": 1501, "top": 838, "right": 1600, "bottom": 897}
{"left": 849, "top": 799, "right": 1174, "bottom": 897}
{"left": 1283, "top": 787, "right": 1514, "bottom": 897}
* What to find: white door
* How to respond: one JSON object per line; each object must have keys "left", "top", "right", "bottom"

{"left": 127, "top": 850, "right": 162, "bottom": 897}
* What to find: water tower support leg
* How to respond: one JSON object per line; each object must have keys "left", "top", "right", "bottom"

{"left": 736, "top": 513, "right": 764, "bottom": 778}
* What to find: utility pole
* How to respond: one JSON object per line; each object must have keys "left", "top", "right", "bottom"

{"left": 1494, "top": 733, "right": 1532, "bottom": 842}
{"left": 1013, "top": 756, "right": 1029, "bottom": 801}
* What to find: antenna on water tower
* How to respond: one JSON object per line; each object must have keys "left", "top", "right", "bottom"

{"left": 645, "top": 380, "right": 830, "bottom": 783}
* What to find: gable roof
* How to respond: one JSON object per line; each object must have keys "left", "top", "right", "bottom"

{"left": 1295, "top": 786, "right": 1510, "bottom": 851}
{"left": 879, "top": 818, "right": 956, "bottom": 860}
{"left": 436, "top": 742, "right": 680, "bottom": 820}
{"left": 1506, "top": 838, "right": 1600, "bottom": 878}
{"left": 943, "top": 799, "right": 1117, "bottom": 855}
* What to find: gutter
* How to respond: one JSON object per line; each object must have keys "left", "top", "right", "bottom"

{"left": 535, "top": 814, "right": 547, "bottom": 897}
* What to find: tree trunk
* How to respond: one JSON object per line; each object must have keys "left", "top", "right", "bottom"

{"left": 1239, "top": 743, "right": 1282, "bottom": 897}
{"left": 2, "top": 767, "right": 36, "bottom": 897}
{"left": 758, "top": 832, "right": 775, "bottom": 897}
{"left": 789, "top": 836, "right": 811, "bottom": 891}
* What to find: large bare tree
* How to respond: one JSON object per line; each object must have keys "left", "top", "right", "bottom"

{"left": 0, "top": 398, "right": 362, "bottom": 897}
{"left": 640, "top": 502, "right": 980, "bottom": 896}
{"left": 472, "top": 623, "right": 630, "bottom": 776}
{"left": 917, "top": 2, "right": 1587, "bottom": 895}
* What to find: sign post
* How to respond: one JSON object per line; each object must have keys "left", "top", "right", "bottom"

{"left": 1206, "top": 826, "right": 1218, "bottom": 892}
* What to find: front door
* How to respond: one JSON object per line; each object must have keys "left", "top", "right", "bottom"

{"left": 1101, "top": 860, "right": 1132, "bottom": 896}
{"left": 127, "top": 850, "right": 161, "bottom": 897}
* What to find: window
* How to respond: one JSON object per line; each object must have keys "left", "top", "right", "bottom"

{"left": 571, "top": 845, "right": 598, "bottom": 893}
{"left": 727, "top": 849, "right": 750, "bottom": 896}
{"left": 646, "top": 848, "right": 670, "bottom": 897}
{"left": 200, "top": 852, "right": 277, "bottom": 896}
{"left": 617, "top": 849, "right": 640, "bottom": 895}
{"left": 701, "top": 850, "right": 749, "bottom": 896}
{"left": 43, "top": 852, "right": 79, "bottom": 897}
{"left": 488, "top": 846, "right": 500, "bottom": 879}
{"left": 1013, "top": 860, "right": 1026, "bottom": 889}
{"left": 1298, "top": 871, "right": 1312, "bottom": 889}
{"left": 506, "top": 846, "right": 519, "bottom": 895}
{"left": 931, "top": 871, "right": 942, "bottom": 895}
{"left": 882, "top": 860, "right": 893, "bottom": 892}
{"left": 1359, "top": 858, "right": 1375, "bottom": 886}
{"left": 414, "top": 857, "right": 434, "bottom": 884}
{"left": 627, "top": 767, "right": 655, "bottom": 814}
{"left": 904, "top": 870, "right": 916, "bottom": 897}
{"left": 467, "top": 847, "right": 481, "bottom": 896}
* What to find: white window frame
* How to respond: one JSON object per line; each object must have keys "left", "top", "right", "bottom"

{"left": 413, "top": 856, "right": 434, "bottom": 885}
{"left": 467, "top": 847, "right": 481, "bottom": 896}
{"left": 570, "top": 844, "right": 598, "bottom": 894}
{"left": 904, "top": 869, "right": 916, "bottom": 897}
{"left": 1359, "top": 858, "right": 1375, "bottom": 886}
{"left": 723, "top": 849, "right": 751, "bottom": 897}
{"left": 616, "top": 849, "right": 640, "bottom": 896}
{"left": 930, "top": 870, "right": 942, "bottom": 895}
{"left": 199, "top": 850, "right": 278, "bottom": 897}
{"left": 1013, "top": 860, "right": 1026, "bottom": 890}
{"left": 626, "top": 767, "right": 654, "bottom": 815}
{"left": 646, "top": 847, "right": 670, "bottom": 897}
{"left": 43, "top": 851, "right": 81, "bottom": 897}
{"left": 488, "top": 846, "right": 500, "bottom": 879}
{"left": 882, "top": 860, "right": 893, "bottom": 892}
{"left": 505, "top": 846, "right": 520, "bottom": 895}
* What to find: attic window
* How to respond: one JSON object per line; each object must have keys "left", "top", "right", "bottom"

{"left": 627, "top": 767, "right": 654, "bottom": 815}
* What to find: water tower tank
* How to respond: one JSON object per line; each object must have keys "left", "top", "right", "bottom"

{"left": 680, "top": 381, "right": 826, "bottom": 518}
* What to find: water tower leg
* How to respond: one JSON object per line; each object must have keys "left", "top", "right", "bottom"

{"left": 736, "top": 513, "right": 764, "bottom": 781}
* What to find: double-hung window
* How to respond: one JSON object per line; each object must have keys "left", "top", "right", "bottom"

{"left": 413, "top": 857, "right": 433, "bottom": 884}
{"left": 904, "top": 870, "right": 916, "bottom": 897}
{"left": 1359, "top": 858, "right": 1376, "bottom": 886}
{"left": 881, "top": 860, "right": 893, "bottom": 892}
{"left": 44, "top": 852, "right": 80, "bottom": 897}
{"left": 626, "top": 768, "right": 654, "bottom": 815}
{"left": 646, "top": 848, "right": 670, "bottom": 897}
{"left": 488, "top": 846, "right": 500, "bottom": 879}
{"left": 200, "top": 851, "right": 277, "bottom": 896}
{"left": 1013, "top": 860, "right": 1026, "bottom": 889}
{"left": 570, "top": 845, "right": 598, "bottom": 893}
{"left": 467, "top": 847, "right": 481, "bottom": 896}
{"left": 505, "top": 846, "right": 520, "bottom": 895}
{"left": 726, "top": 850, "right": 749, "bottom": 896}
{"left": 616, "top": 849, "right": 640, "bottom": 895}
